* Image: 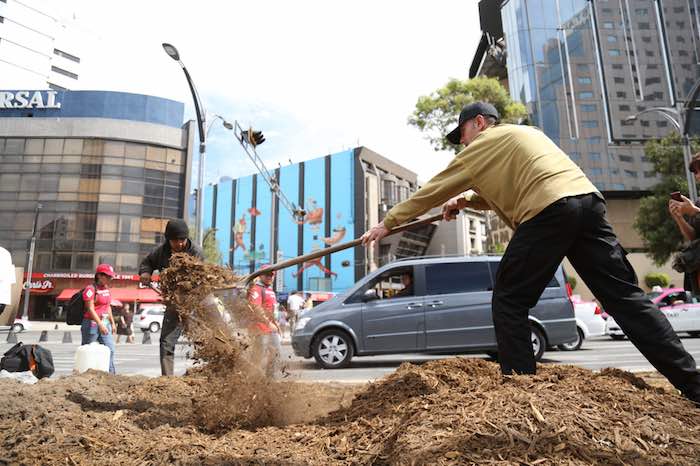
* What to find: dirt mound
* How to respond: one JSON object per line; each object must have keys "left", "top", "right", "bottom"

{"left": 1, "top": 358, "right": 698, "bottom": 465}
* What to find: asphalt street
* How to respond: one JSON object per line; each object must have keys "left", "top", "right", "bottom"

{"left": 2, "top": 330, "right": 700, "bottom": 383}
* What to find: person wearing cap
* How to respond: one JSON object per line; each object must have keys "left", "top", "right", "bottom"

{"left": 81, "top": 263, "right": 117, "bottom": 374}
{"left": 668, "top": 152, "right": 700, "bottom": 293}
{"left": 247, "top": 266, "right": 282, "bottom": 376}
{"left": 139, "top": 219, "right": 203, "bottom": 376}
{"left": 361, "top": 101, "right": 700, "bottom": 407}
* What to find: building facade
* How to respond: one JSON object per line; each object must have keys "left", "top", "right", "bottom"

{"left": 474, "top": 0, "right": 699, "bottom": 192}
{"left": 202, "top": 147, "right": 423, "bottom": 294}
{"left": 0, "top": 0, "right": 82, "bottom": 90}
{"left": 0, "top": 90, "right": 193, "bottom": 319}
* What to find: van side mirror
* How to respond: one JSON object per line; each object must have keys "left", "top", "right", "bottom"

{"left": 363, "top": 289, "right": 379, "bottom": 302}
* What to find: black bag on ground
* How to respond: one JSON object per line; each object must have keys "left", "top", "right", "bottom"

{"left": 672, "top": 239, "right": 700, "bottom": 273}
{"left": 65, "top": 288, "right": 86, "bottom": 325}
{"left": 0, "top": 342, "right": 55, "bottom": 379}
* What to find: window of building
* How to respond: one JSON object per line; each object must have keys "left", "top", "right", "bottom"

{"left": 625, "top": 170, "right": 638, "bottom": 178}
{"left": 587, "top": 137, "right": 602, "bottom": 145}
{"left": 579, "top": 91, "right": 594, "bottom": 99}
{"left": 570, "top": 152, "right": 581, "bottom": 161}
{"left": 581, "top": 104, "right": 597, "bottom": 112}
{"left": 611, "top": 168, "right": 620, "bottom": 175}
{"left": 50, "top": 66, "right": 78, "bottom": 80}
{"left": 647, "top": 64, "right": 658, "bottom": 70}
{"left": 53, "top": 48, "right": 80, "bottom": 63}
{"left": 609, "top": 49, "right": 621, "bottom": 56}
{"left": 616, "top": 91, "right": 627, "bottom": 98}
{"left": 640, "top": 120, "right": 650, "bottom": 127}
{"left": 644, "top": 171, "right": 657, "bottom": 178}
{"left": 582, "top": 120, "right": 599, "bottom": 128}
{"left": 677, "top": 36, "right": 686, "bottom": 43}
{"left": 577, "top": 76, "right": 592, "bottom": 84}
{"left": 638, "top": 22, "right": 650, "bottom": 30}
{"left": 425, "top": 262, "right": 491, "bottom": 295}
{"left": 589, "top": 152, "right": 602, "bottom": 161}
{"left": 612, "top": 64, "right": 623, "bottom": 70}
{"left": 619, "top": 104, "right": 631, "bottom": 111}
{"left": 678, "top": 50, "right": 689, "bottom": 56}
{"left": 657, "top": 120, "right": 668, "bottom": 127}
{"left": 676, "top": 21, "right": 685, "bottom": 28}
{"left": 589, "top": 168, "right": 603, "bottom": 176}
{"left": 635, "top": 8, "right": 648, "bottom": 16}
{"left": 641, "top": 36, "right": 652, "bottom": 43}
{"left": 607, "top": 35, "right": 617, "bottom": 43}
{"left": 673, "top": 6, "right": 685, "bottom": 13}
{"left": 63, "top": 139, "right": 83, "bottom": 155}
{"left": 577, "top": 64, "right": 589, "bottom": 72}
{"left": 645, "top": 50, "right": 655, "bottom": 57}
{"left": 619, "top": 155, "right": 634, "bottom": 162}
{"left": 603, "top": 21, "right": 615, "bottom": 29}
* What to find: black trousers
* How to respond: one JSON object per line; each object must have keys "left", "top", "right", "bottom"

{"left": 160, "top": 308, "right": 182, "bottom": 376}
{"left": 492, "top": 193, "right": 700, "bottom": 399}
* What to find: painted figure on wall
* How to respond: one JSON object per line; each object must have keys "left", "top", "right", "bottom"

{"left": 232, "top": 215, "right": 248, "bottom": 251}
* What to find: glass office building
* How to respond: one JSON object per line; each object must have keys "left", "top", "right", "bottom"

{"left": 474, "top": 0, "right": 700, "bottom": 191}
{"left": 0, "top": 90, "right": 193, "bottom": 319}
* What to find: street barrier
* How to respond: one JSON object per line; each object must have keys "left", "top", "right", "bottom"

{"left": 142, "top": 331, "right": 151, "bottom": 345}
{"left": 6, "top": 331, "right": 17, "bottom": 343}
{"left": 62, "top": 331, "right": 72, "bottom": 343}
{"left": 39, "top": 330, "right": 48, "bottom": 342}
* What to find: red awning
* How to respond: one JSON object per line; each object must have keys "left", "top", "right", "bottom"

{"left": 56, "top": 287, "right": 162, "bottom": 303}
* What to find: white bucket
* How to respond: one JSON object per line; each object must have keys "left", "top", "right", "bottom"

{"left": 74, "top": 342, "right": 110, "bottom": 373}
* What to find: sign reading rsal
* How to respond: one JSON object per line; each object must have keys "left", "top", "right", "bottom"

{"left": 0, "top": 91, "right": 62, "bottom": 109}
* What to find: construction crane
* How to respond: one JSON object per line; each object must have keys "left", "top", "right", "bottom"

{"left": 230, "top": 120, "right": 306, "bottom": 223}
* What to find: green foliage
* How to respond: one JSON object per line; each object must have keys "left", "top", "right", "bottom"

{"left": 566, "top": 275, "right": 577, "bottom": 291}
{"left": 634, "top": 134, "right": 699, "bottom": 265}
{"left": 408, "top": 76, "right": 527, "bottom": 152}
{"left": 488, "top": 242, "right": 506, "bottom": 254}
{"left": 202, "top": 228, "right": 222, "bottom": 265}
{"left": 644, "top": 272, "right": 670, "bottom": 289}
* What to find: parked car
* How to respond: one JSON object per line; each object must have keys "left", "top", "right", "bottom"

{"left": 134, "top": 304, "right": 166, "bottom": 333}
{"left": 11, "top": 318, "right": 32, "bottom": 333}
{"left": 606, "top": 288, "right": 700, "bottom": 339}
{"left": 292, "top": 256, "right": 578, "bottom": 369}
{"left": 557, "top": 296, "right": 606, "bottom": 351}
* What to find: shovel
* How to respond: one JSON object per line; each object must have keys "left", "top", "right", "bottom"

{"left": 215, "top": 212, "right": 447, "bottom": 291}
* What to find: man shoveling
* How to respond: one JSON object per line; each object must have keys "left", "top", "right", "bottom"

{"left": 361, "top": 102, "right": 700, "bottom": 407}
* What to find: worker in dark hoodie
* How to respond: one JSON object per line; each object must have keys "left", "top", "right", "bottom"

{"left": 139, "top": 219, "right": 203, "bottom": 376}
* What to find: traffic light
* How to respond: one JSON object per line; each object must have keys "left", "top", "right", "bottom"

{"left": 241, "top": 128, "right": 265, "bottom": 147}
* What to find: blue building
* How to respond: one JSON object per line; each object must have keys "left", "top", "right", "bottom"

{"left": 202, "top": 146, "right": 423, "bottom": 294}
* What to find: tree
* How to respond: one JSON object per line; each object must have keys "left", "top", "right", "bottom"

{"left": 408, "top": 76, "right": 527, "bottom": 152}
{"left": 634, "top": 134, "right": 699, "bottom": 265}
{"left": 202, "top": 227, "right": 222, "bottom": 265}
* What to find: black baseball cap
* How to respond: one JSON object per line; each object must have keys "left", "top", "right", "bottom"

{"left": 446, "top": 102, "right": 500, "bottom": 145}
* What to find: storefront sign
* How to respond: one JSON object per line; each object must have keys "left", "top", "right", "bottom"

{"left": 24, "top": 280, "right": 55, "bottom": 294}
{"left": 0, "top": 91, "right": 62, "bottom": 109}
{"left": 27, "top": 272, "right": 143, "bottom": 281}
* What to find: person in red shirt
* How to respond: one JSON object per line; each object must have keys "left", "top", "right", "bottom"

{"left": 80, "top": 263, "right": 117, "bottom": 374}
{"left": 247, "top": 266, "right": 281, "bottom": 375}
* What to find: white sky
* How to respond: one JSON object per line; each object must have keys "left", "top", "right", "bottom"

{"left": 71, "top": 1, "right": 481, "bottom": 184}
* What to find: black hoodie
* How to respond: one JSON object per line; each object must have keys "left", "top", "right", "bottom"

{"left": 138, "top": 238, "right": 203, "bottom": 275}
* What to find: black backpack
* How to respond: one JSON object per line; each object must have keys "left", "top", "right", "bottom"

{"left": 0, "top": 342, "right": 55, "bottom": 379}
{"left": 65, "top": 284, "right": 95, "bottom": 325}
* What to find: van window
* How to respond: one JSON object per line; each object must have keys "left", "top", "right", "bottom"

{"left": 547, "top": 276, "right": 559, "bottom": 288}
{"left": 425, "top": 262, "right": 491, "bottom": 295}
{"left": 346, "top": 267, "right": 414, "bottom": 303}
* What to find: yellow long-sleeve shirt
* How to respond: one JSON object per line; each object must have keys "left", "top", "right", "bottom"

{"left": 383, "top": 124, "right": 601, "bottom": 231}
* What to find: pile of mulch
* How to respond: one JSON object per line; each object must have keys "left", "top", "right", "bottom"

{"left": 1, "top": 254, "right": 697, "bottom": 464}
{"left": 0, "top": 358, "right": 698, "bottom": 465}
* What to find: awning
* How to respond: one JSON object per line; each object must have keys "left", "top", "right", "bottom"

{"left": 56, "top": 287, "right": 162, "bottom": 303}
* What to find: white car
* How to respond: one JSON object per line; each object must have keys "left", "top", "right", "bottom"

{"left": 606, "top": 288, "right": 700, "bottom": 340}
{"left": 11, "top": 318, "right": 32, "bottom": 333}
{"left": 134, "top": 304, "right": 166, "bottom": 333}
{"left": 557, "top": 295, "right": 607, "bottom": 351}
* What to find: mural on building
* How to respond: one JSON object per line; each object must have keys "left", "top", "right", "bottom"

{"left": 232, "top": 215, "right": 247, "bottom": 252}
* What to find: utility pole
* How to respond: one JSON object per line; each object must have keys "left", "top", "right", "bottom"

{"left": 21, "top": 203, "right": 41, "bottom": 319}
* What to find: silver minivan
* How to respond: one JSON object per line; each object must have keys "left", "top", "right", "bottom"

{"left": 291, "top": 255, "right": 577, "bottom": 369}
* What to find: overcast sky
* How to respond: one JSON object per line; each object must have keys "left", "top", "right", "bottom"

{"left": 71, "top": 1, "right": 481, "bottom": 186}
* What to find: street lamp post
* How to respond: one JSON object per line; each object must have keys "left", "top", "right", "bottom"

{"left": 21, "top": 203, "right": 41, "bottom": 320}
{"left": 625, "top": 98, "right": 699, "bottom": 204}
{"left": 162, "top": 43, "right": 207, "bottom": 246}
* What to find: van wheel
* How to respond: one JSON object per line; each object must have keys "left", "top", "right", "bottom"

{"left": 312, "top": 329, "right": 354, "bottom": 369}
{"left": 557, "top": 328, "right": 584, "bottom": 351}
{"left": 149, "top": 322, "right": 161, "bottom": 333}
{"left": 531, "top": 326, "right": 546, "bottom": 361}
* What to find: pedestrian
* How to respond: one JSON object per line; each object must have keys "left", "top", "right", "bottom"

{"left": 286, "top": 290, "right": 305, "bottom": 331}
{"left": 81, "top": 263, "right": 117, "bottom": 374}
{"left": 247, "top": 266, "right": 282, "bottom": 376}
{"left": 668, "top": 152, "right": 700, "bottom": 294}
{"left": 139, "top": 219, "right": 203, "bottom": 376}
{"left": 116, "top": 303, "right": 134, "bottom": 344}
{"left": 303, "top": 294, "right": 314, "bottom": 310}
{"left": 361, "top": 101, "right": 700, "bottom": 406}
